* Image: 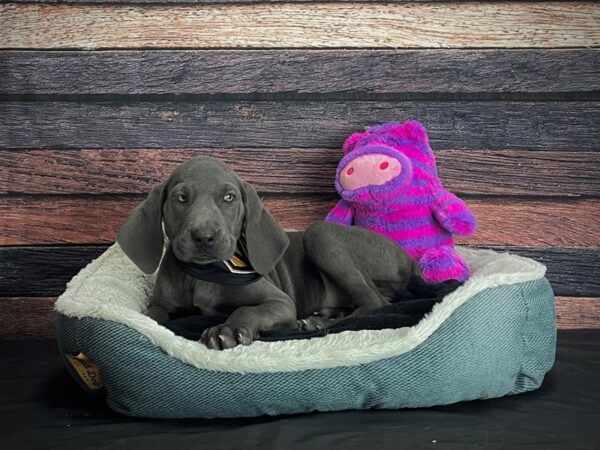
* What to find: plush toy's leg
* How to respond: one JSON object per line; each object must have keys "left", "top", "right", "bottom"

{"left": 419, "top": 246, "right": 470, "bottom": 283}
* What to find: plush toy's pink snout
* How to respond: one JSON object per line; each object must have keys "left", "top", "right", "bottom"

{"left": 340, "top": 154, "right": 402, "bottom": 191}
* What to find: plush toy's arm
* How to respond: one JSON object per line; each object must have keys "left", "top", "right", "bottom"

{"left": 325, "top": 199, "right": 354, "bottom": 226}
{"left": 432, "top": 190, "right": 477, "bottom": 236}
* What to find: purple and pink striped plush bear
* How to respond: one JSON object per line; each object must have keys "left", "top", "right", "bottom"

{"left": 325, "top": 121, "right": 477, "bottom": 283}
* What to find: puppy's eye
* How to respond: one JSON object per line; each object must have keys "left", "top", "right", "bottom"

{"left": 177, "top": 193, "right": 187, "bottom": 203}
{"left": 223, "top": 193, "right": 235, "bottom": 203}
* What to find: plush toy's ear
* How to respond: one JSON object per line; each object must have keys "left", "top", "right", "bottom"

{"left": 394, "top": 120, "right": 429, "bottom": 146}
{"left": 342, "top": 131, "right": 368, "bottom": 154}
{"left": 241, "top": 181, "right": 290, "bottom": 276}
{"left": 342, "top": 121, "right": 429, "bottom": 154}
{"left": 117, "top": 182, "right": 167, "bottom": 274}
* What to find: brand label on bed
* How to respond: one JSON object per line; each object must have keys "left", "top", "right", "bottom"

{"left": 65, "top": 352, "right": 104, "bottom": 390}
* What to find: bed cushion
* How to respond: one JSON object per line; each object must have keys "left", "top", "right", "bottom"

{"left": 55, "top": 244, "right": 556, "bottom": 418}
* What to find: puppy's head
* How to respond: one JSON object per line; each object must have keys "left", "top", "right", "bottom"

{"left": 117, "top": 157, "right": 289, "bottom": 275}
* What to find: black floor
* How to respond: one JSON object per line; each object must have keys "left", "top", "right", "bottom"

{"left": 1, "top": 330, "right": 599, "bottom": 450}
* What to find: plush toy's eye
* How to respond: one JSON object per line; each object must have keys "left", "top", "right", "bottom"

{"left": 346, "top": 167, "right": 354, "bottom": 176}
{"left": 177, "top": 193, "right": 187, "bottom": 203}
{"left": 223, "top": 193, "right": 235, "bottom": 203}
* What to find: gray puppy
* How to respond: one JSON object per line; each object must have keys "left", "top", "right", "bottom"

{"left": 118, "top": 157, "right": 452, "bottom": 350}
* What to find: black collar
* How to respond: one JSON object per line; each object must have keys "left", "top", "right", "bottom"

{"left": 174, "top": 245, "right": 262, "bottom": 285}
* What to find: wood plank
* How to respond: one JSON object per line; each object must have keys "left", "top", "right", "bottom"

{"left": 0, "top": 196, "right": 332, "bottom": 244}
{"left": 1, "top": 149, "right": 598, "bottom": 197}
{"left": 1, "top": 296, "right": 598, "bottom": 340}
{"left": 0, "top": 246, "right": 598, "bottom": 297}
{"left": 1, "top": 196, "right": 599, "bottom": 248}
{"left": 555, "top": 297, "right": 600, "bottom": 329}
{"left": 2, "top": 3, "right": 599, "bottom": 49}
{"left": 3, "top": 49, "right": 599, "bottom": 95}
{"left": 0, "top": 297, "right": 56, "bottom": 339}
{"left": 0, "top": 246, "right": 107, "bottom": 297}
{"left": 435, "top": 150, "right": 600, "bottom": 197}
{"left": 3, "top": 1, "right": 510, "bottom": 4}
{"left": 492, "top": 247, "right": 600, "bottom": 298}
{"left": 2, "top": 102, "right": 598, "bottom": 150}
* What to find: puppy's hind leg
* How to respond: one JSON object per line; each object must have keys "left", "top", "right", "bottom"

{"left": 303, "top": 222, "right": 389, "bottom": 312}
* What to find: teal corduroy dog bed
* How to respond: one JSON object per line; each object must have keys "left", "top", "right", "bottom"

{"left": 55, "top": 244, "right": 556, "bottom": 418}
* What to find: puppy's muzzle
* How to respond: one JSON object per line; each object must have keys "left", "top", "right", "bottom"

{"left": 191, "top": 228, "right": 219, "bottom": 249}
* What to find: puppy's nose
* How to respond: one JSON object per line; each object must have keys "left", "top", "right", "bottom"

{"left": 191, "top": 229, "right": 217, "bottom": 248}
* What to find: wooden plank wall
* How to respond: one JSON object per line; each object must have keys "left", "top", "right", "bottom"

{"left": 1, "top": 1, "right": 599, "bottom": 338}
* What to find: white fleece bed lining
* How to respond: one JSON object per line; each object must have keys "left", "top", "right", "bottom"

{"left": 55, "top": 244, "right": 546, "bottom": 374}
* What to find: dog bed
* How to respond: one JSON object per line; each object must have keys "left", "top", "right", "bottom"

{"left": 55, "top": 244, "right": 556, "bottom": 419}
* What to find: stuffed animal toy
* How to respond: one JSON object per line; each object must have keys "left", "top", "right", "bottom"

{"left": 325, "top": 121, "right": 477, "bottom": 283}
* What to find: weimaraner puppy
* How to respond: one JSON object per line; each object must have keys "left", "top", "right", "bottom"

{"left": 118, "top": 157, "right": 458, "bottom": 350}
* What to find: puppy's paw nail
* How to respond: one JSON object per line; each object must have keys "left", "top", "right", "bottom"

{"left": 218, "top": 334, "right": 226, "bottom": 341}
{"left": 235, "top": 328, "right": 252, "bottom": 345}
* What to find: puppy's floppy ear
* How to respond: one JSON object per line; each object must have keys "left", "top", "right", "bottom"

{"left": 117, "top": 182, "right": 167, "bottom": 274}
{"left": 241, "top": 181, "right": 289, "bottom": 276}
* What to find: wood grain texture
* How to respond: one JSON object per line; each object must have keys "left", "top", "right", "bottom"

{"left": 1, "top": 296, "right": 598, "bottom": 340}
{"left": 0, "top": 297, "right": 56, "bottom": 339}
{"left": 0, "top": 196, "right": 331, "bottom": 244}
{"left": 0, "top": 246, "right": 598, "bottom": 297}
{"left": 555, "top": 297, "right": 600, "bottom": 329}
{"left": 2, "top": 49, "right": 599, "bottom": 95}
{"left": 2, "top": 3, "right": 600, "bottom": 49}
{"left": 14, "top": 0, "right": 590, "bottom": 3}
{"left": 1, "top": 1, "right": 598, "bottom": 336}
{"left": 1, "top": 196, "right": 599, "bottom": 247}
{"left": 502, "top": 247, "right": 600, "bottom": 298}
{"left": 2, "top": 102, "right": 599, "bottom": 150}
{"left": 0, "top": 246, "right": 107, "bottom": 297}
{"left": 2, "top": 149, "right": 598, "bottom": 197}
{"left": 435, "top": 150, "right": 600, "bottom": 197}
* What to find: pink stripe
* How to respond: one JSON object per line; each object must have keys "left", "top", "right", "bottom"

{"left": 354, "top": 191, "right": 369, "bottom": 202}
{"left": 423, "top": 265, "right": 469, "bottom": 283}
{"left": 328, "top": 205, "right": 349, "bottom": 218}
{"left": 346, "top": 175, "right": 436, "bottom": 203}
{"left": 361, "top": 140, "right": 431, "bottom": 165}
{"left": 368, "top": 223, "right": 442, "bottom": 240}
{"left": 375, "top": 182, "right": 436, "bottom": 201}
{"left": 436, "top": 192, "right": 455, "bottom": 207}
{"left": 442, "top": 201, "right": 470, "bottom": 215}
{"left": 376, "top": 189, "right": 427, "bottom": 202}
{"left": 407, "top": 239, "right": 455, "bottom": 257}
{"left": 364, "top": 206, "right": 432, "bottom": 222}
{"left": 394, "top": 144, "right": 434, "bottom": 165}
{"left": 357, "top": 207, "right": 431, "bottom": 223}
{"left": 358, "top": 203, "right": 430, "bottom": 215}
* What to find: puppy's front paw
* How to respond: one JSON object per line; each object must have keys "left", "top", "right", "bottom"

{"left": 298, "top": 316, "right": 336, "bottom": 331}
{"left": 200, "top": 325, "right": 254, "bottom": 350}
